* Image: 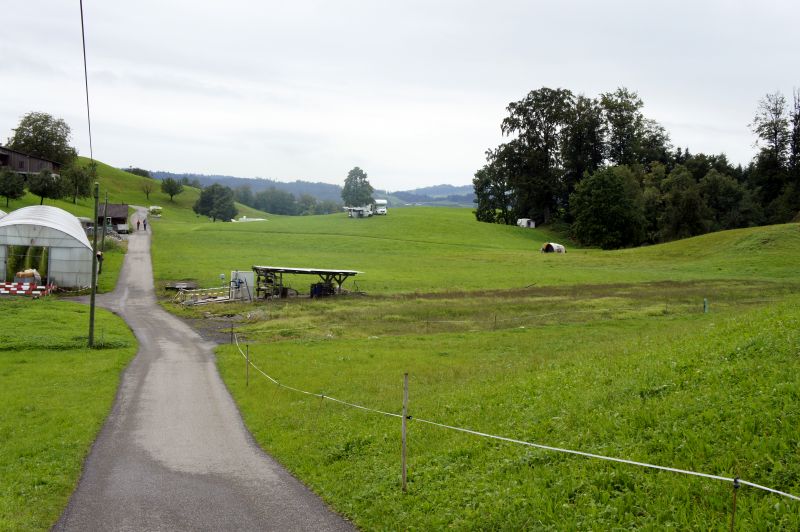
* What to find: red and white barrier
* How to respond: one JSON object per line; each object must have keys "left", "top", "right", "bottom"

{"left": 0, "top": 282, "right": 56, "bottom": 297}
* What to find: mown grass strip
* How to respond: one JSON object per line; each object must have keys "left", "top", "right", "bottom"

{"left": 0, "top": 299, "right": 137, "bottom": 531}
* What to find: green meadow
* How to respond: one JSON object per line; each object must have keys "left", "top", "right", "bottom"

{"left": 0, "top": 299, "right": 137, "bottom": 530}
{"left": 146, "top": 195, "right": 800, "bottom": 528}
{"left": 5, "top": 162, "right": 800, "bottom": 528}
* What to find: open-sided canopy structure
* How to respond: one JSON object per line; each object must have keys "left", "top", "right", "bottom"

{"left": 0, "top": 206, "right": 93, "bottom": 287}
{"left": 252, "top": 265, "right": 361, "bottom": 299}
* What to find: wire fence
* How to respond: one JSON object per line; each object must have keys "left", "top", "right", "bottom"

{"left": 230, "top": 332, "right": 800, "bottom": 507}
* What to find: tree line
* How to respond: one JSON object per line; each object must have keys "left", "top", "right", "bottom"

{"left": 232, "top": 185, "right": 341, "bottom": 215}
{"left": 473, "top": 87, "right": 800, "bottom": 248}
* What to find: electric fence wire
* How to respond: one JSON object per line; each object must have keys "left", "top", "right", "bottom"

{"left": 232, "top": 332, "right": 800, "bottom": 503}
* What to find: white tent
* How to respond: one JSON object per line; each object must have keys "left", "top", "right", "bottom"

{"left": 0, "top": 209, "right": 6, "bottom": 219}
{"left": 0, "top": 206, "right": 94, "bottom": 287}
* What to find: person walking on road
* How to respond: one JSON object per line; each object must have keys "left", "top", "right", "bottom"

{"left": 143, "top": 219, "right": 147, "bottom": 231}
{"left": 137, "top": 219, "right": 141, "bottom": 231}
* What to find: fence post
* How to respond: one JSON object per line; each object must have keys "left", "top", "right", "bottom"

{"left": 401, "top": 372, "right": 409, "bottom": 493}
{"left": 704, "top": 298, "right": 709, "bottom": 314}
{"left": 246, "top": 344, "right": 249, "bottom": 387}
{"left": 730, "top": 478, "right": 740, "bottom": 532}
{"left": 230, "top": 321, "right": 234, "bottom": 344}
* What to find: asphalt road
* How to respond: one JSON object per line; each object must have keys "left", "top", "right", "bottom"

{"left": 54, "top": 210, "right": 354, "bottom": 531}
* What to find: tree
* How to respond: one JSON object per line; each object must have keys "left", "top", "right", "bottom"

{"left": 27, "top": 169, "right": 64, "bottom": 205}
{"left": 501, "top": 87, "right": 573, "bottom": 223}
{"left": 255, "top": 187, "right": 297, "bottom": 214}
{"left": 601, "top": 88, "right": 645, "bottom": 166}
{"left": 561, "top": 94, "right": 606, "bottom": 210}
{"left": 61, "top": 162, "right": 92, "bottom": 204}
{"left": 142, "top": 181, "right": 154, "bottom": 200}
{"left": 789, "top": 89, "right": 800, "bottom": 184}
{"left": 750, "top": 91, "right": 790, "bottom": 205}
{"left": 697, "top": 169, "right": 764, "bottom": 231}
{"left": 0, "top": 168, "right": 25, "bottom": 207}
{"left": 341, "top": 167, "right": 374, "bottom": 206}
{"left": 234, "top": 185, "right": 254, "bottom": 208}
{"left": 570, "top": 165, "right": 645, "bottom": 249}
{"left": 6, "top": 112, "right": 77, "bottom": 164}
{"left": 193, "top": 183, "right": 237, "bottom": 222}
{"left": 161, "top": 177, "right": 184, "bottom": 201}
{"left": 472, "top": 145, "right": 515, "bottom": 224}
{"left": 660, "top": 165, "right": 710, "bottom": 240}
{"left": 124, "top": 167, "right": 151, "bottom": 178}
{"left": 297, "top": 194, "right": 318, "bottom": 215}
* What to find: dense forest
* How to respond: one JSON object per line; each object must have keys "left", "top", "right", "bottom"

{"left": 473, "top": 87, "right": 800, "bottom": 249}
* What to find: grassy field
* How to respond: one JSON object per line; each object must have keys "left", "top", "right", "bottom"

{"left": 151, "top": 206, "right": 800, "bottom": 293}
{"left": 9, "top": 159, "right": 798, "bottom": 528}
{"left": 144, "top": 197, "right": 800, "bottom": 528}
{"left": 215, "top": 299, "right": 800, "bottom": 529}
{"left": 0, "top": 298, "right": 137, "bottom": 530}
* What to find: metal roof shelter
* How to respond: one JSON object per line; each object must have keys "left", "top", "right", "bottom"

{"left": 252, "top": 265, "right": 361, "bottom": 299}
{"left": 0, "top": 206, "right": 94, "bottom": 288}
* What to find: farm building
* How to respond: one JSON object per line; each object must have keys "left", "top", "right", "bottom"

{"left": 541, "top": 242, "right": 566, "bottom": 253}
{"left": 98, "top": 203, "right": 130, "bottom": 233}
{"left": 0, "top": 206, "right": 94, "bottom": 287}
{"left": 0, "top": 145, "right": 63, "bottom": 176}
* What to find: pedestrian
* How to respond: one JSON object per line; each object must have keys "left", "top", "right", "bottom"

{"left": 137, "top": 219, "right": 141, "bottom": 231}
{"left": 143, "top": 219, "right": 147, "bottom": 231}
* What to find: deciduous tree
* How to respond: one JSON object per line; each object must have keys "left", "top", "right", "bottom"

{"left": 161, "top": 177, "right": 184, "bottom": 201}
{"left": 341, "top": 167, "right": 374, "bottom": 206}
{"left": 193, "top": 183, "right": 237, "bottom": 222}
{"left": 61, "top": 162, "right": 92, "bottom": 204}
{"left": 570, "top": 165, "right": 645, "bottom": 249}
{"left": 27, "top": 169, "right": 64, "bottom": 205}
{"left": 6, "top": 112, "right": 77, "bottom": 164}
{"left": 0, "top": 168, "right": 25, "bottom": 207}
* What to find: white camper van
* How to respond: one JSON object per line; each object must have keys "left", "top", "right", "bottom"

{"left": 374, "top": 199, "right": 388, "bottom": 215}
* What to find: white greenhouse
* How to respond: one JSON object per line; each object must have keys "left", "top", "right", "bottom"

{"left": 0, "top": 206, "right": 94, "bottom": 288}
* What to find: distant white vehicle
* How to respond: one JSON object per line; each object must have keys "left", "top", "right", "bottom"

{"left": 374, "top": 199, "right": 388, "bottom": 215}
{"left": 345, "top": 205, "right": 373, "bottom": 218}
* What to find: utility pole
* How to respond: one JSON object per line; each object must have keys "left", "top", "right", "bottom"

{"left": 99, "top": 192, "right": 108, "bottom": 274}
{"left": 89, "top": 181, "right": 99, "bottom": 347}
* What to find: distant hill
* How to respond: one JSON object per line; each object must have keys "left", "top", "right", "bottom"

{"left": 150, "top": 171, "right": 343, "bottom": 203}
{"left": 147, "top": 171, "right": 475, "bottom": 207}
{"left": 386, "top": 184, "right": 475, "bottom": 208}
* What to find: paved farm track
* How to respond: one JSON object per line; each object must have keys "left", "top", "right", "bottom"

{"left": 54, "top": 209, "right": 354, "bottom": 531}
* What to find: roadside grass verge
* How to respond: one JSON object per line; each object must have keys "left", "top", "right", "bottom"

{"left": 217, "top": 298, "right": 800, "bottom": 529}
{"left": 0, "top": 299, "right": 137, "bottom": 530}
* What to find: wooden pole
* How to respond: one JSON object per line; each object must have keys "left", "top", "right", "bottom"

{"left": 230, "top": 321, "right": 234, "bottom": 344}
{"left": 246, "top": 344, "right": 249, "bottom": 387}
{"left": 730, "top": 478, "right": 740, "bottom": 532}
{"left": 401, "top": 372, "right": 409, "bottom": 492}
{"left": 88, "top": 182, "right": 99, "bottom": 347}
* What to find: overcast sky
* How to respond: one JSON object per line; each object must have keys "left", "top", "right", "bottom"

{"left": 2, "top": 1, "right": 798, "bottom": 191}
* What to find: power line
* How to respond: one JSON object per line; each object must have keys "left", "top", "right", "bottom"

{"left": 79, "top": 0, "right": 93, "bottom": 162}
